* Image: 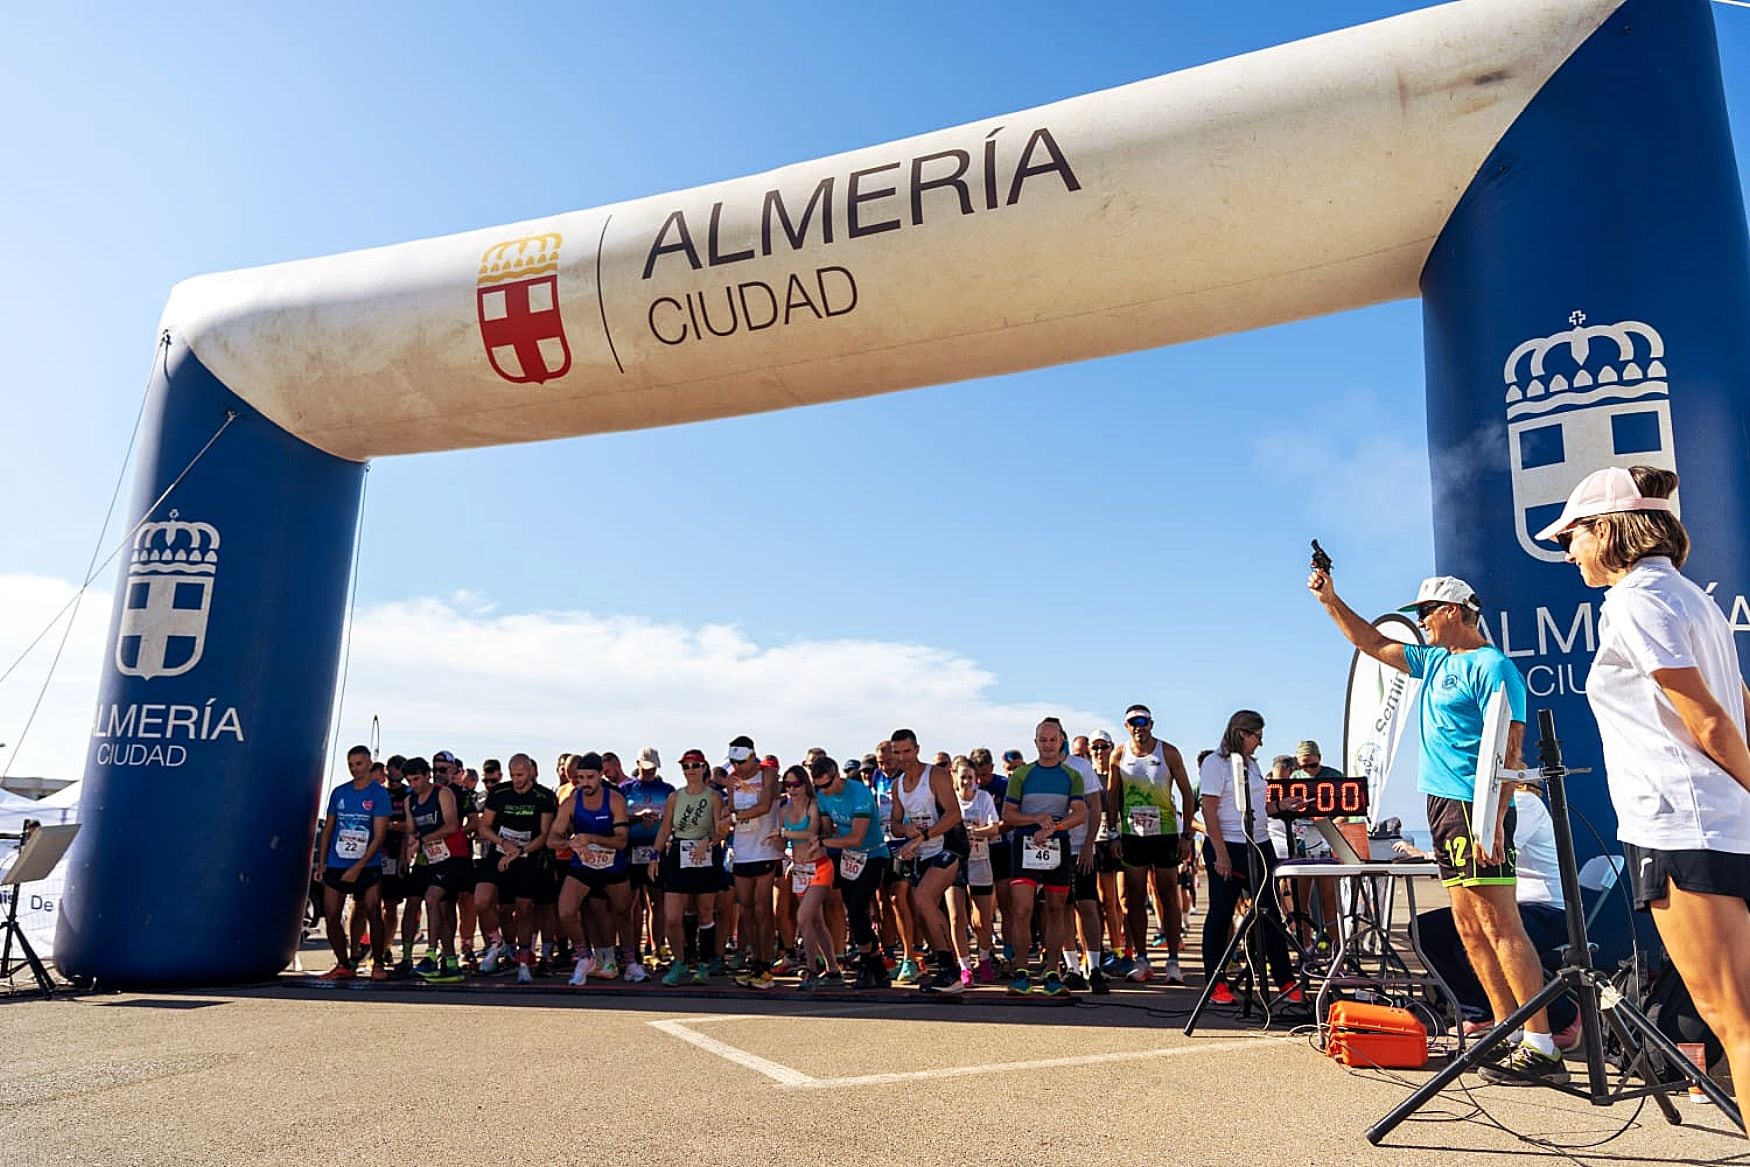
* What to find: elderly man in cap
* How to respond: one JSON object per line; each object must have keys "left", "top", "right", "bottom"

{"left": 1311, "top": 567, "right": 1567, "bottom": 1085}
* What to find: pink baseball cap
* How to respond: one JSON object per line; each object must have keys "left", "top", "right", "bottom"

{"left": 1534, "top": 467, "right": 1674, "bottom": 542}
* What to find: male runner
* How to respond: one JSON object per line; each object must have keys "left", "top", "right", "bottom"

{"left": 1002, "top": 718, "right": 1087, "bottom": 996}
{"left": 316, "top": 745, "right": 391, "bottom": 980}
{"left": 404, "top": 756, "right": 469, "bottom": 982}
{"left": 622, "top": 746, "right": 674, "bottom": 980}
{"left": 813, "top": 755, "right": 893, "bottom": 989}
{"left": 889, "top": 728, "right": 968, "bottom": 995}
{"left": 473, "top": 752, "right": 556, "bottom": 983}
{"left": 1111, "top": 703, "right": 1194, "bottom": 984}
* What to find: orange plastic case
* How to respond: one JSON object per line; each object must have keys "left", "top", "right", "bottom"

{"left": 1326, "top": 1001, "right": 1429, "bottom": 1069}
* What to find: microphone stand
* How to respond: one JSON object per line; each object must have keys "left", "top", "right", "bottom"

{"left": 1367, "top": 709, "right": 1741, "bottom": 1143}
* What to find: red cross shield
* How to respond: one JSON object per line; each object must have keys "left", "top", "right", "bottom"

{"left": 478, "top": 272, "right": 572, "bottom": 385}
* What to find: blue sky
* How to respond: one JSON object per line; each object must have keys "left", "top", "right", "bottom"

{"left": 2, "top": 1, "right": 1748, "bottom": 808}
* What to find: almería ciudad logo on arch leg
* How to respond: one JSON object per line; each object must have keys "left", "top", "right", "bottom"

{"left": 1505, "top": 311, "right": 1680, "bottom": 563}
{"left": 477, "top": 232, "right": 572, "bottom": 384}
{"left": 116, "top": 511, "right": 220, "bottom": 680}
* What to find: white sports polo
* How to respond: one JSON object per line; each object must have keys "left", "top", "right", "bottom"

{"left": 1586, "top": 557, "right": 1750, "bottom": 852}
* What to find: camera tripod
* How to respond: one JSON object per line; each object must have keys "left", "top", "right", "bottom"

{"left": 1367, "top": 709, "right": 1742, "bottom": 1143}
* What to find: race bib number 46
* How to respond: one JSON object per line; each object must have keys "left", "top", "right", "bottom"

{"left": 1021, "top": 839, "right": 1062, "bottom": 871}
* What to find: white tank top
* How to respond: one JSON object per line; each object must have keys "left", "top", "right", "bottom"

{"left": 1116, "top": 740, "right": 1171, "bottom": 791}
{"left": 730, "top": 772, "right": 782, "bottom": 862}
{"left": 897, "top": 765, "right": 944, "bottom": 859}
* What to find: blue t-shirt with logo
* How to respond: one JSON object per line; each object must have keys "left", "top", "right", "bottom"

{"left": 325, "top": 780, "right": 391, "bottom": 868}
{"left": 817, "top": 779, "right": 890, "bottom": 858}
{"left": 1402, "top": 643, "right": 1528, "bottom": 801}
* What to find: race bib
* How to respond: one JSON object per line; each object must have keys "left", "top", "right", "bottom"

{"left": 680, "top": 839, "right": 713, "bottom": 869}
{"left": 1021, "top": 839, "right": 1062, "bottom": 871}
{"left": 838, "top": 849, "right": 868, "bottom": 880}
{"left": 336, "top": 827, "right": 368, "bottom": 860}
{"left": 1128, "top": 806, "right": 1162, "bottom": 837}
{"left": 968, "top": 837, "right": 990, "bottom": 863}
{"left": 790, "top": 862, "right": 816, "bottom": 894}
{"left": 499, "top": 826, "right": 533, "bottom": 847}
{"left": 421, "top": 837, "right": 451, "bottom": 863}
{"left": 631, "top": 845, "right": 658, "bottom": 865}
{"left": 580, "top": 844, "right": 616, "bottom": 870}
{"left": 381, "top": 855, "right": 399, "bottom": 876}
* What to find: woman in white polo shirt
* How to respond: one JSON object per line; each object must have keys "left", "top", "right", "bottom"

{"left": 1539, "top": 464, "right": 1750, "bottom": 1120}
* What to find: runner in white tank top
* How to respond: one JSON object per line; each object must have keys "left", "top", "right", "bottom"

{"left": 1110, "top": 703, "right": 1192, "bottom": 984}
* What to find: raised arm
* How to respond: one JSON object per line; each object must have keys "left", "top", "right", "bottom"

{"left": 1309, "top": 569, "right": 1408, "bottom": 672}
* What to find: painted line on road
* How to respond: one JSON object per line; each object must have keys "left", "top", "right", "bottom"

{"left": 647, "top": 1018, "right": 818, "bottom": 1086}
{"left": 785, "top": 1036, "right": 1299, "bottom": 1090}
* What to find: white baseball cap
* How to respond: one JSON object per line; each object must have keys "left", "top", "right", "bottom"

{"left": 1398, "top": 576, "right": 1480, "bottom": 613}
{"left": 1533, "top": 466, "right": 1675, "bottom": 542}
{"left": 635, "top": 746, "right": 660, "bottom": 771}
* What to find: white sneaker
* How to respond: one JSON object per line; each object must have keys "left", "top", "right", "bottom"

{"left": 1162, "top": 959, "right": 1184, "bottom": 986}
{"left": 516, "top": 961, "right": 533, "bottom": 984}
{"left": 1126, "top": 957, "right": 1153, "bottom": 983}
{"left": 625, "top": 961, "right": 649, "bottom": 984}
{"left": 479, "top": 942, "right": 503, "bottom": 975}
{"left": 569, "top": 956, "right": 595, "bottom": 986}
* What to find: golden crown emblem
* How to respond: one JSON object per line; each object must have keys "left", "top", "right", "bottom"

{"left": 478, "top": 233, "right": 563, "bottom": 287}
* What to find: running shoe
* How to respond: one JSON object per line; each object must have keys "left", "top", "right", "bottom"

{"left": 894, "top": 958, "right": 922, "bottom": 985}
{"left": 591, "top": 959, "right": 620, "bottom": 981}
{"left": 724, "top": 950, "right": 747, "bottom": 973}
{"left": 1478, "top": 1044, "right": 1571, "bottom": 1087}
{"left": 428, "top": 956, "right": 465, "bottom": 984}
{"left": 747, "top": 970, "right": 774, "bottom": 991}
{"left": 1553, "top": 1015, "right": 1583, "bottom": 1052}
{"left": 516, "top": 961, "right": 533, "bottom": 985}
{"left": 1161, "top": 959, "right": 1184, "bottom": 986}
{"left": 1062, "top": 970, "right": 1089, "bottom": 992}
{"left": 317, "top": 964, "right": 355, "bottom": 982}
{"left": 460, "top": 947, "right": 476, "bottom": 968}
{"left": 412, "top": 955, "right": 439, "bottom": 978}
{"left": 624, "top": 961, "right": 650, "bottom": 984}
{"left": 770, "top": 954, "right": 794, "bottom": 976}
{"left": 960, "top": 967, "right": 975, "bottom": 990}
{"left": 1040, "top": 972, "right": 1069, "bottom": 998}
{"left": 1278, "top": 981, "right": 1304, "bottom": 1005}
{"left": 1209, "top": 981, "right": 1237, "bottom": 1006}
{"left": 1110, "top": 955, "right": 1136, "bottom": 979}
{"left": 534, "top": 957, "right": 553, "bottom": 979}
{"left": 662, "top": 961, "right": 688, "bottom": 987}
{"left": 692, "top": 962, "right": 710, "bottom": 985}
{"left": 1006, "top": 969, "right": 1032, "bottom": 996}
{"left": 708, "top": 958, "right": 725, "bottom": 977}
{"left": 1089, "top": 968, "right": 1110, "bottom": 995}
{"left": 389, "top": 958, "right": 414, "bottom": 980}
{"left": 798, "top": 970, "right": 818, "bottom": 992}
{"left": 1126, "top": 957, "right": 1153, "bottom": 984}
{"left": 1098, "top": 950, "right": 1120, "bottom": 973}
{"left": 818, "top": 971, "right": 846, "bottom": 990}
{"left": 478, "top": 943, "right": 503, "bottom": 975}
{"left": 1151, "top": 931, "right": 1169, "bottom": 948}
{"left": 569, "top": 956, "right": 595, "bottom": 986}
{"left": 974, "top": 961, "right": 998, "bottom": 985}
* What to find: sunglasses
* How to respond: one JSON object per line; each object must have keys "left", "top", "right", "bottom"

{"left": 1091, "top": 742, "right": 1112, "bottom": 751}
{"left": 1414, "top": 603, "right": 1448, "bottom": 620}
{"left": 681, "top": 761, "right": 706, "bottom": 770}
{"left": 783, "top": 781, "right": 807, "bottom": 790}
{"left": 1126, "top": 717, "right": 1151, "bottom": 728}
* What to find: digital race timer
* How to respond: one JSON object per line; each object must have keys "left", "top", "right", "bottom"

{"left": 1266, "top": 774, "right": 1369, "bottom": 818}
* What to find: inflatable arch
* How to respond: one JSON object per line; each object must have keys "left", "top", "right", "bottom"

{"left": 60, "top": 0, "right": 1750, "bottom": 985}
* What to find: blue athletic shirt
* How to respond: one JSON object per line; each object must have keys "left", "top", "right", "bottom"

{"left": 816, "top": 779, "right": 890, "bottom": 858}
{"left": 621, "top": 778, "right": 676, "bottom": 848}
{"left": 1004, "top": 762, "right": 1085, "bottom": 839}
{"left": 325, "top": 780, "right": 390, "bottom": 868}
{"left": 1402, "top": 643, "right": 1528, "bottom": 801}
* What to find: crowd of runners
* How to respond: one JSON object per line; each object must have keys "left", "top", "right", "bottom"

{"left": 311, "top": 705, "right": 1342, "bottom": 1000}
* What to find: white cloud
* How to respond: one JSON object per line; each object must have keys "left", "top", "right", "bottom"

{"left": 0, "top": 574, "right": 1099, "bottom": 790}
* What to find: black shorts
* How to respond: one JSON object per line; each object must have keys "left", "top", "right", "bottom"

{"left": 626, "top": 846, "right": 662, "bottom": 890}
{"left": 1120, "top": 833, "right": 1181, "bottom": 869}
{"left": 1623, "top": 842, "right": 1750, "bottom": 911}
{"left": 477, "top": 854, "right": 549, "bottom": 902}
{"left": 380, "top": 869, "right": 409, "bottom": 902}
{"left": 905, "top": 849, "right": 964, "bottom": 888}
{"left": 969, "top": 883, "right": 994, "bottom": 898}
{"left": 322, "top": 865, "right": 382, "bottom": 895}
{"left": 660, "top": 840, "right": 726, "bottom": 896}
{"left": 1010, "top": 835, "right": 1073, "bottom": 892}
{"left": 988, "top": 838, "right": 1012, "bottom": 882}
{"left": 1072, "top": 861, "right": 1100, "bottom": 903}
{"left": 732, "top": 859, "right": 779, "bottom": 879}
{"left": 423, "top": 857, "right": 473, "bottom": 900}
{"left": 564, "top": 865, "right": 630, "bottom": 892}
{"left": 1427, "top": 795, "right": 1518, "bottom": 888}
{"left": 832, "top": 851, "right": 890, "bottom": 893}
{"left": 1095, "top": 838, "right": 1124, "bottom": 874}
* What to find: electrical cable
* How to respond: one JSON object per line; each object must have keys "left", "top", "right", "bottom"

{"left": 318, "top": 468, "right": 370, "bottom": 795}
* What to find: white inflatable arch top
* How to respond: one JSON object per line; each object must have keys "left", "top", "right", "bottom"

{"left": 163, "top": 0, "right": 1617, "bottom": 461}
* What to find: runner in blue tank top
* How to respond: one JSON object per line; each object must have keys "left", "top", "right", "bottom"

{"left": 548, "top": 752, "right": 632, "bottom": 986}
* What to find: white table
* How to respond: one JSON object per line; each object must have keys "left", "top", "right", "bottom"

{"left": 1276, "top": 859, "right": 1462, "bottom": 1049}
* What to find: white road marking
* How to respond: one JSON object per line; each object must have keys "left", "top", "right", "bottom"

{"left": 785, "top": 1036, "right": 1298, "bottom": 1090}
{"left": 646, "top": 1018, "right": 817, "bottom": 1086}
{"left": 648, "top": 1012, "right": 1294, "bottom": 1091}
